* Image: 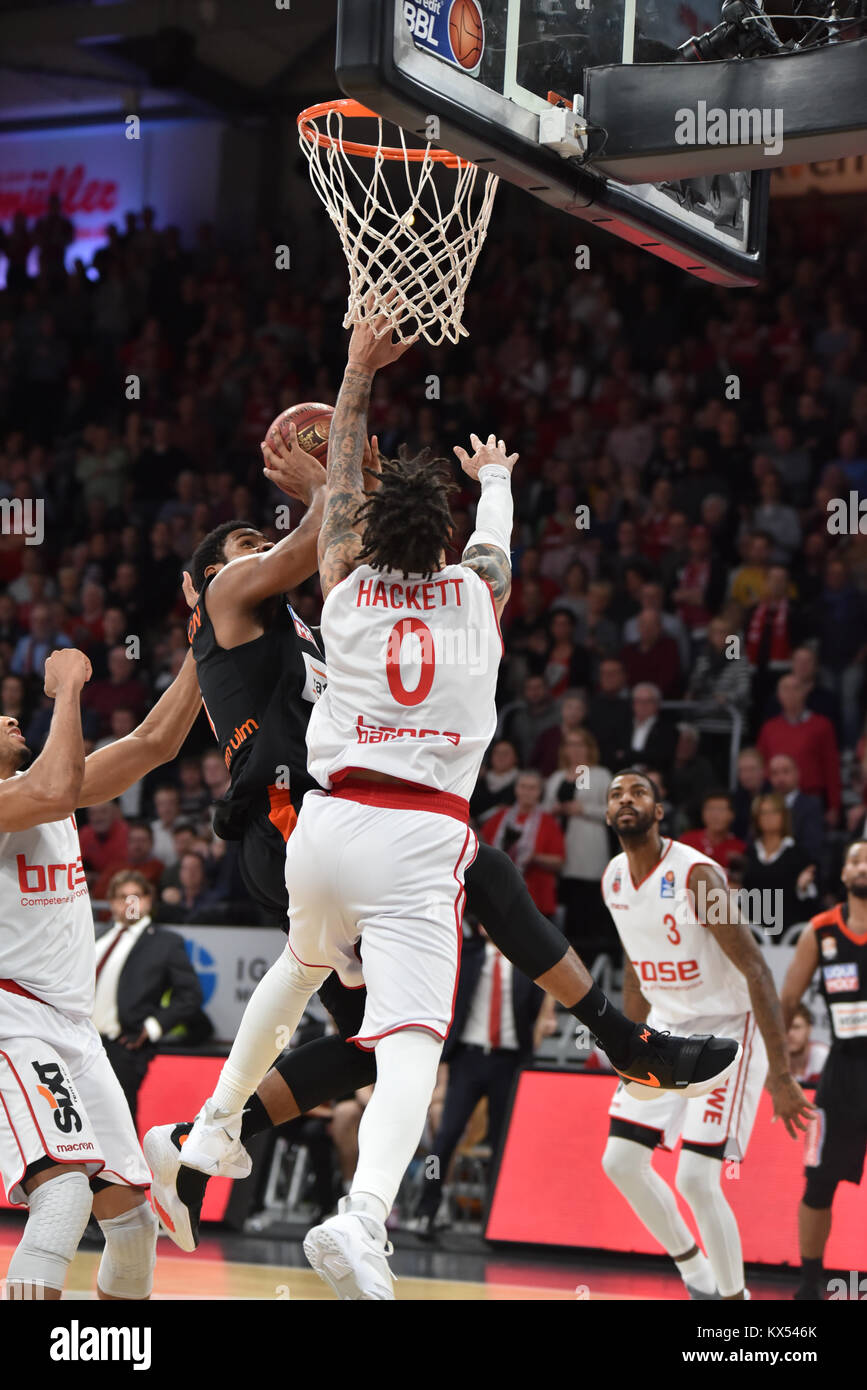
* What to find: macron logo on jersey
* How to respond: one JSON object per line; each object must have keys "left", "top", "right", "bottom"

{"left": 17, "top": 853, "right": 85, "bottom": 894}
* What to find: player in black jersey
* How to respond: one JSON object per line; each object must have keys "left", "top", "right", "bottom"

{"left": 782, "top": 839, "right": 867, "bottom": 1300}
{"left": 145, "top": 409, "right": 742, "bottom": 1253}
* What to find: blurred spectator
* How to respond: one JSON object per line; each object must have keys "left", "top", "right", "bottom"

{"left": 532, "top": 690, "right": 588, "bottom": 778}
{"left": 813, "top": 557, "right": 867, "bottom": 748}
{"left": 729, "top": 532, "right": 772, "bottom": 609}
{"left": 160, "top": 851, "right": 222, "bottom": 923}
{"left": 667, "top": 724, "right": 718, "bottom": 831}
{"left": 621, "top": 610, "right": 682, "bottom": 698}
{"left": 150, "top": 784, "right": 183, "bottom": 866}
{"left": 11, "top": 602, "right": 71, "bottom": 677}
{"left": 732, "top": 746, "right": 769, "bottom": 842}
{"left": 83, "top": 646, "right": 149, "bottom": 733}
{"left": 587, "top": 657, "right": 631, "bottom": 770}
{"left": 93, "top": 708, "right": 143, "bottom": 817}
{"left": 745, "top": 563, "right": 802, "bottom": 714}
{"left": 761, "top": 645, "right": 839, "bottom": 729}
{"left": 625, "top": 683, "right": 677, "bottom": 774}
{"left": 482, "top": 770, "right": 565, "bottom": 918}
{"left": 80, "top": 801, "right": 130, "bottom": 890}
{"left": 687, "top": 615, "right": 751, "bottom": 714}
{"left": 470, "top": 740, "right": 519, "bottom": 824}
{"left": 498, "top": 674, "right": 560, "bottom": 765}
{"left": 177, "top": 755, "right": 212, "bottom": 821}
{"left": 742, "top": 793, "right": 818, "bottom": 939}
{"left": 622, "top": 581, "right": 690, "bottom": 673}
{"left": 669, "top": 524, "right": 726, "bottom": 638}
{"left": 680, "top": 791, "right": 746, "bottom": 870}
{"left": 756, "top": 675, "right": 841, "bottom": 823}
{"left": 94, "top": 822, "right": 165, "bottom": 899}
{"left": 766, "top": 754, "right": 825, "bottom": 865}
{"left": 786, "top": 1003, "right": 829, "bottom": 1087}
{"left": 544, "top": 730, "right": 614, "bottom": 956}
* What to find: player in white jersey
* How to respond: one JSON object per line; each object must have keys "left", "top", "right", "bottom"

{"left": 175, "top": 309, "right": 742, "bottom": 1299}
{"left": 599, "top": 769, "right": 814, "bottom": 1300}
{"left": 0, "top": 646, "right": 201, "bottom": 1300}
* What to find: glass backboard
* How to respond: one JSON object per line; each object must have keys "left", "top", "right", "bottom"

{"left": 336, "top": 0, "right": 768, "bottom": 285}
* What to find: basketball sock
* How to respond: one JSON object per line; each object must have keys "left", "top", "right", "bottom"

{"left": 800, "top": 1256, "right": 822, "bottom": 1279}
{"left": 676, "top": 1149, "right": 744, "bottom": 1299}
{"left": 674, "top": 1247, "right": 717, "bottom": 1296}
{"left": 212, "top": 946, "right": 330, "bottom": 1116}
{"left": 602, "top": 1137, "right": 697, "bottom": 1258}
{"left": 570, "top": 983, "right": 636, "bottom": 1064}
{"left": 351, "top": 1029, "right": 443, "bottom": 1217}
{"left": 240, "top": 1092, "right": 271, "bottom": 1144}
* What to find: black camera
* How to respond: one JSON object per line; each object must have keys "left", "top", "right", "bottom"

{"left": 678, "top": 0, "right": 784, "bottom": 62}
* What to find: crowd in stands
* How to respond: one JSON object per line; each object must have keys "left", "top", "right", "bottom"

{"left": 2, "top": 185, "right": 867, "bottom": 958}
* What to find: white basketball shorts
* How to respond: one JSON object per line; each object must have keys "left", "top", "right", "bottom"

{"left": 608, "top": 1009, "right": 768, "bottom": 1161}
{"left": 285, "top": 789, "right": 478, "bottom": 1049}
{"left": 0, "top": 990, "right": 151, "bottom": 1206}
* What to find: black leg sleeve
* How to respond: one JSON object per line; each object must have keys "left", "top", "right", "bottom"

{"left": 465, "top": 842, "right": 568, "bottom": 981}
{"left": 273, "top": 1035, "right": 377, "bottom": 1115}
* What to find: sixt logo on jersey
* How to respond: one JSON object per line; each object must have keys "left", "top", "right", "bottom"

{"left": 17, "top": 854, "right": 86, "bottom": 894}
{"left": 355, "top": 715, "right": 460, "bottom": 745}
{"left": 31, "top": 1060, "right": 82, "bottom": 1134}
{"left": 824, "top": 962, "right": 859, "bottom": 993}
{"left": 660, "top": 869, "right": 676, "bottom": 899}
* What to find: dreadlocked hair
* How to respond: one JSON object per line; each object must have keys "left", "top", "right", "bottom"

{"left": 355, "top": 447, "right": 458, "bottom": 579}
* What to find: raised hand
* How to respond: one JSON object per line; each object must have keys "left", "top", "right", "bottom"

{"left": 261, "top": 421, "right": 327, "bottom": 504}
{"left": 44, "top": 648, "right": 92, "bottom": 698}
{"left": 453, "top": 432, "right": 519, "bottom": 482}
{"left": 348, "top": 292, "right": 418, "bottom": 373}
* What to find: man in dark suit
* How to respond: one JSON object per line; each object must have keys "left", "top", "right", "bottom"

{"left": 625, "top": 682, "right": 677, "bottom": 775}
{"left": 93, "top": 869, "right": 204, "bottom": 1125}
{"left": 767, "top": 753, "right": 825, "bottom": 866}
{"left": 414, "top": 928, "right": 548, "bottom": 1239}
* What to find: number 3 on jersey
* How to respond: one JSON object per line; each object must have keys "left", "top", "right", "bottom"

{"left": 664, "top": 912, "right": 680, "bottom": 946}
{"left": 385, "top": 618, "right": 435, "bottom": 707}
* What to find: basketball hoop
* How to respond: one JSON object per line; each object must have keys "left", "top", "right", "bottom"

{"left": 297, "top": 98, "right": 498, "bottom": 347}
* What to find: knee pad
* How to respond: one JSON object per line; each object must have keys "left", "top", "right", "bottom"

{"left": 803, "top": 1169, "right": 838, "bottom": 1210}
{"left": 675, "top": 1147, "right": 723, "bottom": 1206}
{"left": 97, "top": 1199, "right": 158, "bottom": 1300}
{"left": 6, "top": 1170, "right": 93, "bottom": 1294}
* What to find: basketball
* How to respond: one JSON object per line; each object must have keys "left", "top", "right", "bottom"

{"left": 449, "top": 0, "right": 484, "bottom": 70}
{"left": 268, "top": 402, "right": 333, "bottom": 461}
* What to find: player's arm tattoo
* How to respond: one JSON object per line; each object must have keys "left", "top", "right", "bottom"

{"left": 689, "top": 862, "right": 791, "bottom": 1077}
{"left": 621, "top": 956, "right": 651, "bottom": 1024}
{"left": 461, "top": 543, "right": 512, "bottom": 607}
{"left": 318, "top": 364, "right": 373, "bottom": 596}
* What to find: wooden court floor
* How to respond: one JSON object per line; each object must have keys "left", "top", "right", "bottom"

{"left": 0, "top": 1219, "right": 795, "bottom": 1300}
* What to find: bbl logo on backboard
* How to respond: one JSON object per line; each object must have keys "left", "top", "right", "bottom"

{"left": 403, "top": 0, "right": 485, "bottom": 75}
{"left": 660, "top": 869, "right": 676, "bottom": 899}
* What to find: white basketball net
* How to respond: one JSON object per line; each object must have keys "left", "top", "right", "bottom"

{"left": 298, "top": 102, "right": 498, "bottom": 346}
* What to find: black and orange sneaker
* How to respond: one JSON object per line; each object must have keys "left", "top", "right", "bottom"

{"left": 606, "top": 1025, "right": 742, "bottom": 1101}
{"left": 143, "top": 1122, "right": 207, "bottom": 1253}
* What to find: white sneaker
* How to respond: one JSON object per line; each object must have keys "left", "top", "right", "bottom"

{"left": 303, "top": 1198, "right": 396, "bottom": 1300}
{"left": 179, "top": 1098, "right": 252, "bottom": 1179}
{"left": 143, "top": 1124, "right": 202, "bottom": 1253}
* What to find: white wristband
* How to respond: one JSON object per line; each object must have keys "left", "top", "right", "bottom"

{"left": 465, "top": 464, "right": 514, "bottom": 558}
